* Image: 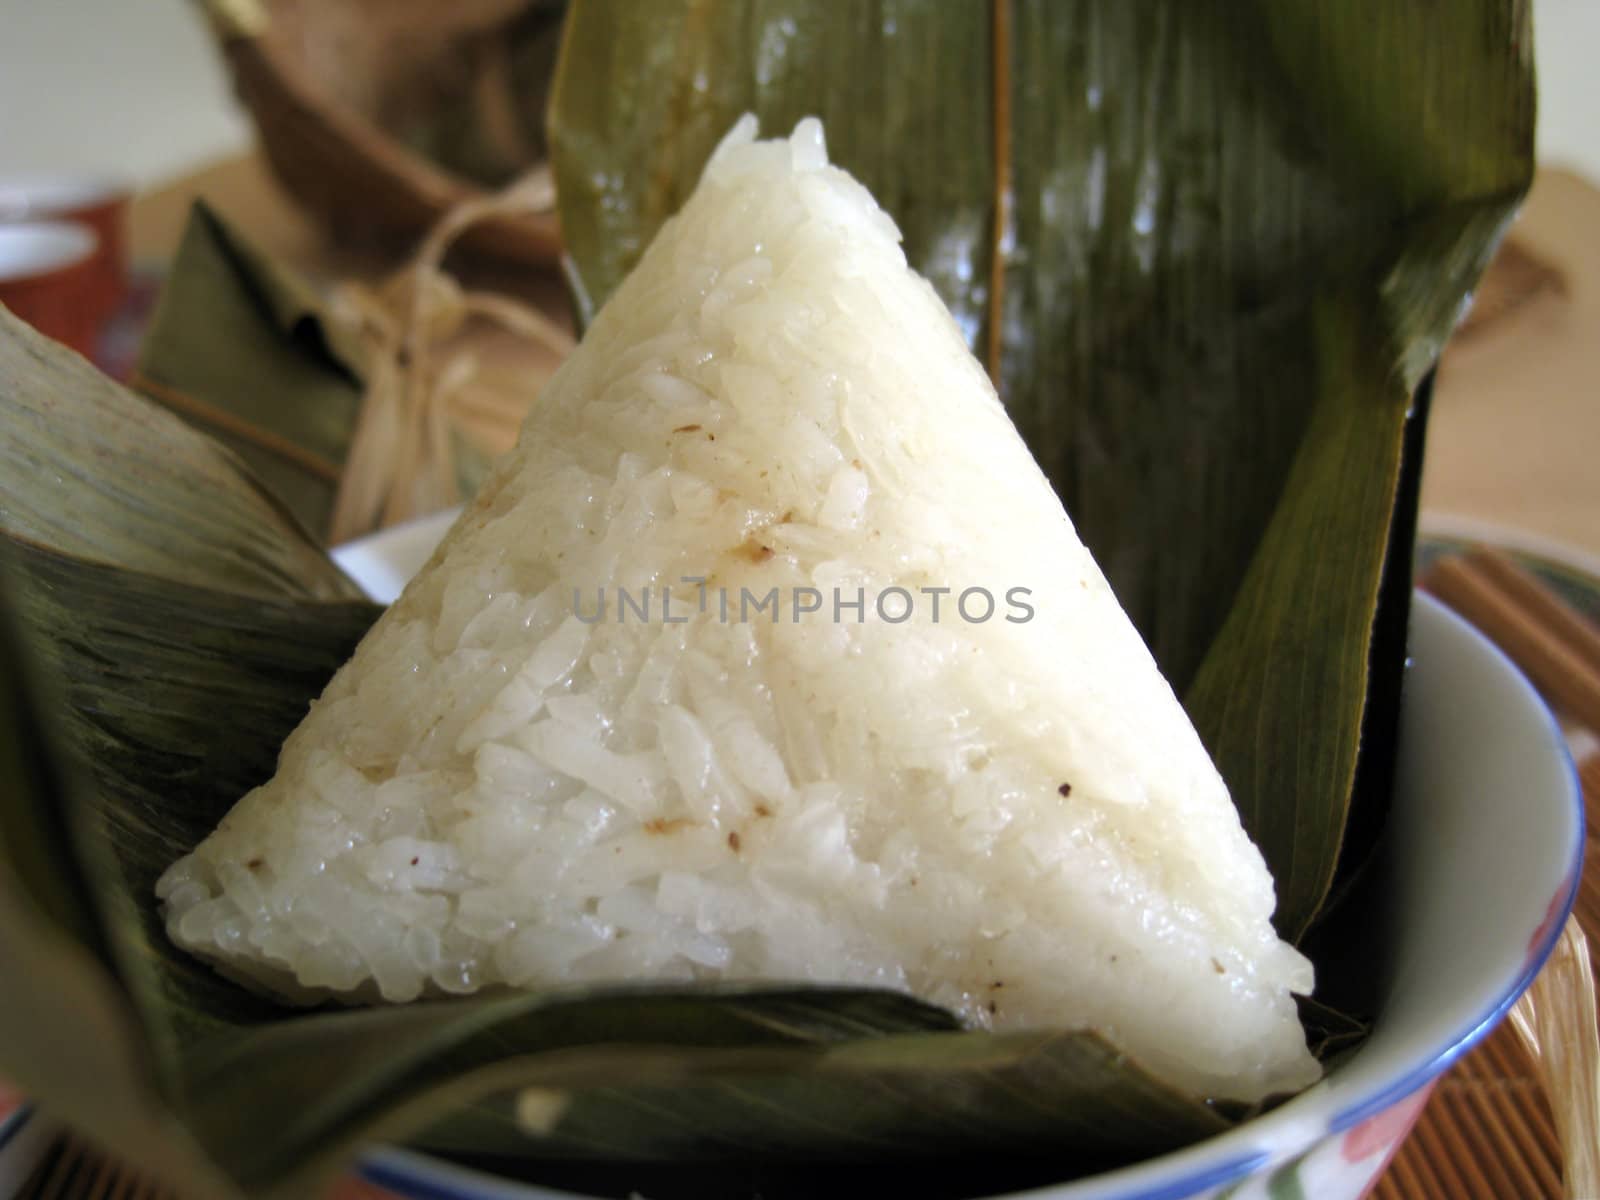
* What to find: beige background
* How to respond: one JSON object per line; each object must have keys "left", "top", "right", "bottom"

{"left": 0, "top": 0, "right": 249, "bottom": 187}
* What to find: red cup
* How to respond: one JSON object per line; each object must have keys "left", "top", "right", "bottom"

{"left": 0, "top": 176, "right": 129, "bottom": 329}
{"left": 0, "top": 222, "right": 102, "bottom": 356}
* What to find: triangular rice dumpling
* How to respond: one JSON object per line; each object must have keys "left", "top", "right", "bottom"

{"left": 161, "top": 117, "right": 1316, "bottom": 1102}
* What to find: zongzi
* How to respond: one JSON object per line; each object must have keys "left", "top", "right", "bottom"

{"left": 160, "top": 117, "right": 1317, "bottom": 1103}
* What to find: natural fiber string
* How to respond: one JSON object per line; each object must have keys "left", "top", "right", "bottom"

{"left": 327, "top": 165, "right": 575, "bottom": 545}
{"left": 1508, "top": 915, "right": 1600, "bottom": 1198}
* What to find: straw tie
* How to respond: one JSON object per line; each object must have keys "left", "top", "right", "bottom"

{"left": 326, "top": 166, "right": 575, "bottom": 546}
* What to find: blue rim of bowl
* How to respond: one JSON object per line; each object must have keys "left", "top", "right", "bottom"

{"left": 360, "top": 594, "right": 1585, "bottom": 1200}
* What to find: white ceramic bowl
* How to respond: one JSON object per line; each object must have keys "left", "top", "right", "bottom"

{"left": 0, "top": 175, "right": 126, "bottom": 223}
{"left": 329, "top": 514, "right": 1582, "bottom": 1200}
{"left": 0, "top": 222, "right": 96, "bottom": 285}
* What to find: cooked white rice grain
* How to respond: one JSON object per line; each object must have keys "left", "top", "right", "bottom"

{"left": 159, "top": 116, "right": 1318, "bottom": 1103}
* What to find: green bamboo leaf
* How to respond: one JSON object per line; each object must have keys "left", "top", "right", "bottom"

{"left": 0, "top": 585, "right": 243, "bottom": 1199}
{"left": 547, "top": 0, "right": 1533, "bottom": 939}
{"left": 174, "top": 983, "right": 1225, "bottom": 1197}
{"left": 418, "top": 1021, "right": 1231, "bottom": 1169}
{"left": 3, "top": 536, "right": 380, "bottom": 1056}
{"left": 1180, "top": 298, "right": 1409, "bottom": 940}
{"left": 549, "top": 0, "right": 993, "bottom": 338}
{"left": 135, "top": 203, "right": 490, "bottom": 543}
{"left": 0, "top": 308, "right": 359, "bottom": 602}
{"left": 179, "top": 988, "right": 957, "bottom": 1193}
{"left": 1292, "top": 995, "right": 1369, "bottom": 1066}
